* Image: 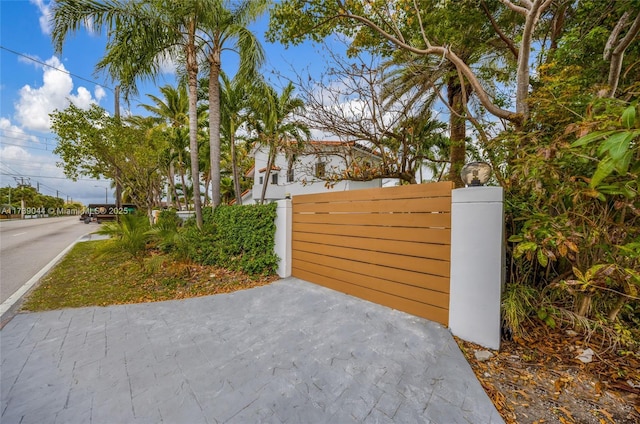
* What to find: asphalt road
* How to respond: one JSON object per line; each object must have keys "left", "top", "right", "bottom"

{"left": 0, "top": 216, "right": 95, "bottom": 304}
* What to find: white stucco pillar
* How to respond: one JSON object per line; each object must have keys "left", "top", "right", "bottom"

{"left": 449, "top": 187, "right": 504, "bottom": 350}
{"left": 275, "top": 199, "right": 292, "bottom": 278}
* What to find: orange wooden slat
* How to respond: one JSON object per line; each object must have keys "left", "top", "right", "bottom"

{"left": 291, "top": 182, "right": 453, "bottom": 326}
{"left": 293, "top": 232, "right": 451, "bottom": 261}
{"left": 294, "top": 259, "right": 450, "bottom": 309}
{"left": 292, "top": 240, "right": 450, "bottom": 278}
{"left": 293, "top": 196, "right": 451, "bottom": 213}
{"left": 292, "top": 181, "right": 454, "bottom": 205}
{"left": 292, "top": 222, "right": 451, "bottom": 244}
{"left": 292, "top": 249, "right": 449, "bottom": 293}
{"left": 292, "top": 211, "right": 451, "bottom": 228}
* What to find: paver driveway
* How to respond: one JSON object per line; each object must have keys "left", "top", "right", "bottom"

{"left": 1, "top": 277, "right": 503, "bottom": 423}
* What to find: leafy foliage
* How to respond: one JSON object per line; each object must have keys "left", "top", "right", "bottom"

{"left": 147, "top": 209, "right": 186, "bottom": 255}
{"left": 180, "top": 203, "right": 279, "bottom": 275}
{"left": 96, "top": 213, "right": 152, "bottom": 260}
{"left": 571, "top": 103, "right": 640, "bottom": 192}
{"left": 0, "top": 185, "right": 64, "bottom": 215}
{"left": 51, "top": 104, "right": 167, "bottom": 213}
{"left": 502, "top": 95, "right": 639, "bottom": 350}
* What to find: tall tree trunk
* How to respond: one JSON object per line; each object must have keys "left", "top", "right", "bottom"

{"left": 603, "top": 11, "right": 640, "bottom": 98}
{"left": 179, "top": 169, "right": 188, "bottom": 211}
{"left": 260, "top": 145, "right": 275, "bottom": 204}
{"left": 203, "top": 177, "right": 211, "bottom": 206}
{"left": 186, "top": 20, "right": 203, "bottom": 228}
{"left": 230, "top": 131, "right": 243, "bottom": 205}
{"left": 167, "top": 162, "right": 181, "bottom": 210}
{"left": 209, "top": 51, "right": 222, "bottom": 209}
{"left": 447, "top": 75, "right": 466, "bottom": 188}
{"left": 500, "top": 0, "right": 554, "bottom": 126}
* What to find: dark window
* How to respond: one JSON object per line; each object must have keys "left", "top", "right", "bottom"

{"left": 271, "top": 173, "right": 278, "bottom": 184}
{"left": 287, "top": 168, "right": 294, "bottom": 182}
{"left": 315, "top": 162, "right": 325, "bottom": 178}
{"left": 259, "top": 176, "right": 263, "bottom": 184}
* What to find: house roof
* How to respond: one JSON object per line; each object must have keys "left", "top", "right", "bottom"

{"left": 304, "top": 140, "right": 379, "bottom": 158}
{"left": 251, "top": 140, "right": 377, "bottom": 155}
{"left": 258, "top": 165, "right": 282, "bottom": 173}
{"left": 229, "top": 189, "right": 251, "bottom": 205}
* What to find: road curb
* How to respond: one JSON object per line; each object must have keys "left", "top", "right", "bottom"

{"left": 0, "top": 233, "right": 107, "bottom": 329}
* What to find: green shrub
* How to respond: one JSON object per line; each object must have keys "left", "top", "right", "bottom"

{"left": 179, "top": 203, "right": 279, "bottom": 275}
{"left": 498, "top": 99, "right": 639, "bottom": 350}
{"left": 96, "top": 212, "right": 151, "bottom": 259}
{"left": 149, "top": 210, "right": 184, "bottom": 254}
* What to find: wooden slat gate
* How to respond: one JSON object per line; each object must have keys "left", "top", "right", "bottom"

{"left": 291, "top": 182, "right": 454, "bottom": 326}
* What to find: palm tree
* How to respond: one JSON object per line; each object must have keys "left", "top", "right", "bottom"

{"left": 51, "top": 0, "right": 209, "bottom": 228}
{"left": 248, "top": 80, "right": 310, "bottom": 204}
{"left": 140, "top": 84, "right": 191, "bottom": 210}
{"left": 220, "top": 72, "right": 250, "bottom": 205}
{"left": 382, "top": 54, "right": 472, "bottom": 187}
{"left": 200, "top": 0, "right": 267, "bottom": 208}
{"left": 379, "top": 2, "right": 509, "bottom": 187}
{"left": 220, "top": 176, "right": 236, "bottom": 204}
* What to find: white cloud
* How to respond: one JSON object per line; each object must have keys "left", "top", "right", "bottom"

{"left": 14, "top": 56, "right": 103, "bottom": 132}
{"left": 94, "top": 86, "right": 106, "bottom": 101}
{"left": 0, "top": 118, "right": 40, "bottom": 146}
{"left": 69, "top": 86, "right": 95, "bottom": 109}
{"left": 156, "top": 51, "right": 178, "bottom": 75}
{"left": 0, "top": 143, "right": 34, "bottom": 187}
{"left": 31, "top": 0, "right": 102, "bottom": 37}
{"left": 0, "top": 145, "right": 31, "bottom": 162}
{"left": 30, "top": 0, "right": 53, "bottom": 35}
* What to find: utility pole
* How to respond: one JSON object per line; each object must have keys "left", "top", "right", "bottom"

{"left": 13, "top": 177, "right": 30, "bottom": 187}
{"left": 13, "top": 177, "right": 30, "bottom": 219}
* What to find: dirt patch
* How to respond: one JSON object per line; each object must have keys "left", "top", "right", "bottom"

{"left": 457, "top": 325, "right": 640, "bottom": 423}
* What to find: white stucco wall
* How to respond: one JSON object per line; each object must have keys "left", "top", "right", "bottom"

{"left": 251, "top": 144, "right": 381, "bottom": 203}
{"left": 449, "top": 186, "right": 505, "bottom": 350}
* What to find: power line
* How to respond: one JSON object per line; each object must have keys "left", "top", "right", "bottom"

{"left": 0, "top": 128, "right": 54, "bottom": 144}
{"left": 0, "top": 139, "right": 55, "bottom": 152}
{"left": 0, "top": 172, "right": 74, "bottom": 200}
{"left": 0, "top": 45, "right": 114, "bottom": 92}
{"left": 0, "top": 163, "right": 23, "bottom": 175}
{"left": 0, "top": 171, "right": 99, "bottom": 182}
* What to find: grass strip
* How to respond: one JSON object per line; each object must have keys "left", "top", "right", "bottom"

{"left": 21, "top": 240, "right": 278, "bottom": 311}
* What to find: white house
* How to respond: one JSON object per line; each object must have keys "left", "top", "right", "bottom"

{"left": 244, "top": 141, "right": 384, "bottom": 203}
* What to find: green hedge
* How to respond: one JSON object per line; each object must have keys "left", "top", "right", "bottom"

{"left": 184, "top": 203, "right": 279, "bottom": 275}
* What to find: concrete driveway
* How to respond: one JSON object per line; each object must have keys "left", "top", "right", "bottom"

{"left": 1, "top": 277, "right": 503, "bottom": 423}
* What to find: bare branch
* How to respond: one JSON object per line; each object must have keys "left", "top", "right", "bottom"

{"left": 337, "top": 11, "right": 522, "bottom": 125}
{"left": 480, "top": 0, "right": 519, "bottom": 59}
{"left": 497, "top": 0, "right": 529, "bottom": 15}
{"left": 413, "top": 0, "right": 431, "bottom": 48}
{"left": 604, "top": 11, "right": 640, "bottom": 97}
{"left": 613, "top": 11, "right": 640, "bottom": 56}
{"left": 604, "top": 12, "right": 629, "bottom": 61}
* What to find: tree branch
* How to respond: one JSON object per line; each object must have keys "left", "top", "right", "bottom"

{"left": 613, "top": 11, "right": 640, "bottom": 56}
{"left": 497, "top": 0, "right": 529, "bottom": 16}
{"left": 481, "top": 0, "right": 519, "bottom": 59}
{"left": 337, "top": 11, "right": 523, "bottom": 126}
{"left": 604, "top": 11, "right": 640, "bottom": 98}
{"left": 604, "top": 12, "right": 629, "bottom": 60}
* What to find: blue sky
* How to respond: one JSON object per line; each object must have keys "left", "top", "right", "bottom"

{"left": 0, "top": 0, "right": 331, "bottom": 206}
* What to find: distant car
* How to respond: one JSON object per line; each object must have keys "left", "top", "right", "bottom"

{"left": 83, "top": 204, "right": 136, "bottom": 224}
